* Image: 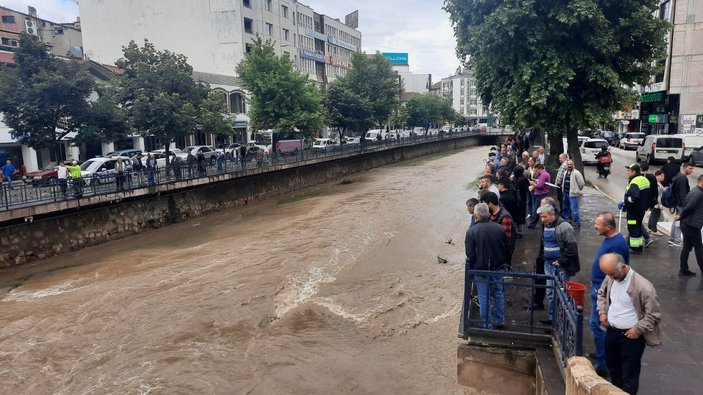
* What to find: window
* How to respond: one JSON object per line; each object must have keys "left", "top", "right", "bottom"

{"left": 282, "top": 5, "right": 288, "bottom": 18}
{"left": 282, "top": 28, "right": 289, "bottom": 41}
{"left": 243, "top": 17, "right": 253, "bottom": 34}
{"left": 266, "top": 23, "right": 273, "bottom": 36}
{"left": 1, "top": 15, "right": 15, "bottom": 24}
{"left": 242, "top": 0, "right": 251, "bottom": 8}
{"left": 53, "top": 27, "right": 64, "bottom": 35}
{"left": 659, "top": 0, "right": 671, "bottom": 20}
{"left": 265, "top": 0, "right": 272, "bottom": 12}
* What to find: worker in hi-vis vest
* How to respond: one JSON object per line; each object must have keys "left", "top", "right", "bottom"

{"left": 618, "top": 163, "right": 651, "bottom": 254}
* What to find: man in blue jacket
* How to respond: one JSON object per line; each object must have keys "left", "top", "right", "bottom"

{"left": 590, "top": 212, "right": 630, "bottom": 377}
{"left": 465, "top": 203, "right": 508, "bottom": 329}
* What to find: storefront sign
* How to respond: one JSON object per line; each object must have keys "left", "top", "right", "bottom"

{"left": 641, "top": 92, "right": 664, "bottom": 103}
{"left": 382, "top": 52, "right": 409, "bottom": 65}
{"left": 681, "top": 114, "right": 697, "bottom": 126}
{"left": 649, "top": 114, "right": 667, "bottom": 124}
{"left": 300, "top": 49, "right": 325, "bottom": 62}
{"left": 307, "top": 29, "right": 327, "bottom": 41}
{"left": 327, "top": 36, "right": 357, "bottom": 51}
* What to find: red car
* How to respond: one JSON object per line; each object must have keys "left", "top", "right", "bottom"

{"left": 23, "top": 161, "right": 82, "bottom": 186}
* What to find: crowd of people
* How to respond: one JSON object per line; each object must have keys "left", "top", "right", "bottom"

{"left": 462, "top": 137, "right": 682, "bottom": 394}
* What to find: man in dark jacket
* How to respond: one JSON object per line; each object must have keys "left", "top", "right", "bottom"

{"left": 480, "top": 191, "right": 515, "bottom": 267}
{"left": 669, "top": 162, "right": 694, "bottom": 247}
{"left": 536, "top": 203, "right": 580, "bottom": 325}
{"left": 675, "top": 174, "right": 703, "bottom": 276}
{"left": 618, "top": 164, "right": 651, "bottom": 254}
{"left": 465, "top": 203, "right": 508, "bottom": 329}
{"left": 662, "top": 156, "right": 680, "bottom": 187}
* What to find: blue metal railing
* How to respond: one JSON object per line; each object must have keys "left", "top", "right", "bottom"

{"left": 461, "top": 268, "right": 584, "bottom": 366}
{"left": 0, "top": 130, "right": 511, "bottom": 211}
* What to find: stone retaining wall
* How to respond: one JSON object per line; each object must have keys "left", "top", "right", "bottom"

{"left": 0, "top": 136, "right": 485, "bottom": 267}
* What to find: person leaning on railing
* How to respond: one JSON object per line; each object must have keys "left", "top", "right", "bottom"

{"left": 64, "top": 160, "right": 82, "bottom": 198}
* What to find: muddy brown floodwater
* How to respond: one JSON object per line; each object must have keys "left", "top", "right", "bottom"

{"left": 0, "top": 147, "right": 491, "bottom": 395}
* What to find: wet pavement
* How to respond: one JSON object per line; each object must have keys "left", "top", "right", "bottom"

{"left": 515, "top": 186, "right": 703, "bottom": 395}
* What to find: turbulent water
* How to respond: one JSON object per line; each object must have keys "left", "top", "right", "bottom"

{"left": 0, "top": 147, "right": 489, "bottom": 394}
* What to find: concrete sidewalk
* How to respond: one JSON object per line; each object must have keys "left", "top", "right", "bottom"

{"left": 538, "top": 187, "right": 703, "bottom": 394}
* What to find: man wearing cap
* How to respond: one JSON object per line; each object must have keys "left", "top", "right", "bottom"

{"left": 618, "top": 164, "right": 651, "bottom": 254}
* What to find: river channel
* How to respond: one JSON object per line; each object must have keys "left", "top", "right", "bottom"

{"left": 0, "top": 147, "right": 488, "bottom": 394}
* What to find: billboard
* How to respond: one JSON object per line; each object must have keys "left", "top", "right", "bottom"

{"left": 382, "top": 52, "right": 409, "bottom": 65}
{"left": 345, "top": 10, "right": 359, "bottom": 29}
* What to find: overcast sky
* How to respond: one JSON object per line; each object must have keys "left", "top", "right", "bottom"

{"left": 2, "top": 0, "right": 461, "bottom": 79}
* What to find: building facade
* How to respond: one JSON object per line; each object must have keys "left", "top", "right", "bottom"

{"left": 439, "top": 67, "right": 488, "bottom": 125}
{"left": 77, "top": 0, "right": 361, "bottom": 86}
{"left": 381, "top": 52, "right": 431, "bottom": 94}
{"left": 639, "top": 0, "right": 703, "bottom": 135}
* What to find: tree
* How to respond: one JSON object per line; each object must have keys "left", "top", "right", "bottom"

{"left": 390, "top": 107, "right": 409, "bottom": 130}
{"left": 342, "top": 52, "right": 402, "bottom": 128}
{"left": 197, "top": 90, "right": 234, "bottom": 143}
{"left": 445, "top": 0, "right": 669, "bottom": 169}
{"left": 113, "top": 40, "right": 219, "bottom": 152}
{"left": 0, "top": 33, "right": 123, "bottom": 158}
{"left": 406, "top": 94, "right": 456, "bottom": 134}
{"left": 236, "top": 36, "right": 325, "bottom": 138}
{"left": 325, "top": 82, "right": 372, "bottom": 141}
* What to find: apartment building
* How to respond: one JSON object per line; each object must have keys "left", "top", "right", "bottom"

{"left": 639, "top": 0, "right": 703, "bottom": 135}
{"left": 0, "top": 5, "right": 82, "bottom": 58}
{"left": 78, "top": 0, "right": 361, "bottom": 86}
{"left": 439, "top": 67, "right": 488, "bottom": 125}
{"left": 381, "top": 52, "right": 431, "bottom": 94}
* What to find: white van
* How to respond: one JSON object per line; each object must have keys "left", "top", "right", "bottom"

{"left": 675, "top": 134, "right": 703, "bottom": 160}
{"left": 365, "top": 129, "right": 385, "bottom": 141}
{"left": 636, "top": 135, "right": 684, "bottom": 164}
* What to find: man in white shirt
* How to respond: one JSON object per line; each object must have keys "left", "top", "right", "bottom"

{"left": 56, "top": 161, "right": 69, "bottom": 198}
{"left": 479, "top": 175, "right": 500, "bottom": 197}
{"left": 597, "top": 253, "right": 661, "bottom": 395}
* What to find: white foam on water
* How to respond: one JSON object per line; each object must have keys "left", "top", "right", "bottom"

{"left": 273, "top": 247, "right": 350, "bottom": 319}
{"left": 313, "top": 297, "right": 372, "bottom": 323}
{"left": 4, "top": 282, "right": 83, "bottom": 301}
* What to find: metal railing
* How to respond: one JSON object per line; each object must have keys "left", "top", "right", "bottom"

{"left": 460, "top": 268, "right": 584, "bottom": 367}
{"left": 0, "top": 130, "right": 511, "bottom": 211}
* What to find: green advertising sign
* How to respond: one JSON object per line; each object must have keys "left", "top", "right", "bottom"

{"left": 641, "top": 92, "right": 664, "bottom": 103}
{"left": 648, "top": 114, "right": 658, "bottom": 123}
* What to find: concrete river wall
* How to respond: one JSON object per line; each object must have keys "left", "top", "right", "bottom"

{"left": 0, "top": 135, "right": 496, "bottom": 267}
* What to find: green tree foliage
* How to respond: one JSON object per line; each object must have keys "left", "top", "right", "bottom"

{"left": 445, "top": 0, "right": 669, "bottom": 167}
{"left": 406, "top": 93, "right": 456, "bottom": 133}
{"left": 236, "top": 36, "right": 325, "bottom": 137}
{"left": 342, "top": 52, "right": 402, "bottom": 128}
{"left": 198, "top": 90, "right": 234, "bottom": 140}
{"left": 390, "top": 107, "right": 409, "bottom": 130}
{"left": 325, "top": 81, "right": 372, "bottom": 140}
{"left": 114, "top": 40, "right": 223, "bottom": 150}
{"left": 0, "top": 33, "right": 124, "bottom": 154}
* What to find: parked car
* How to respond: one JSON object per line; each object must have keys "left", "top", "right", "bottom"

{"left": 618, "top": 132, "right": 646, "bottom": 150}
{"left": 80, "top": 156, "right": 132, "bottom": 185}
{"left": 312, "top": 138, "right": 335, "bottom": 150}
{"left": 689, "top": 146, "right": 703, "bottom": 166}
{"left": 580, "top": 138, "right": 610, "bottom": 164}
{"left": 636, "top": 135, "right": 684, "bottom": 164}
{"left": 23, "top": 161, "right": 85, "bottom": 185}
{"left": 104, "top": 149, "right": 142, "bottom": 158}
{"left": 24, "top": 161, "right": 60, "bottom": 185}
{"left": 674, "top": 134, "right": 703, "bottom": 160}
{"left": 345, "top": 136, "right": 361, "bottom": 145}
{"left": 365, "top": 129, "right": 385, "bottom": 141}
{"left": 600, "top": 130, "right": 620, "bottom": 146}
{"left": 177, "top": 145, "right": 219, "bottom": 163}
{"left": 142, "top": 152, "right": 169, "bottom": 168}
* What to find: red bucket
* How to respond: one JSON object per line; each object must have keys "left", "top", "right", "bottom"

{"left": 565, "top": 281, "right": 586, "bottom": 307}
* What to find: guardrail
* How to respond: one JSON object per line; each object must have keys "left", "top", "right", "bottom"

{"left": 0, "top": 130, "right": 512, "bottom": 211}
{"left": 460, "top": 268, "right": 584, "bottom": 367}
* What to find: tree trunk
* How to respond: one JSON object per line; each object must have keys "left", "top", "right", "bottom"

{"left": 547, "top": 131, "right": 564, "bottom": 170}
{"left": 565, "top": 128, "right": 584, "bottom": 176}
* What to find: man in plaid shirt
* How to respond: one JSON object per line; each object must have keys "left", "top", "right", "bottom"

{"left": 479, "top": 191, "right": 515, "bottom": 267}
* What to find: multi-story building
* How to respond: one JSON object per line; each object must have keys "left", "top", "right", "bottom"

{"left": 0, "top": 5, "right": 83, "bottom": 59}
{"left": 78, "top": 0, "right": 361, "bottom": 87}
{"left": 381, "top": 52, "right": 431, "bottom": 94}
{"left": 639, "top": 0, "right": 703, "bottom": 135}
{"left": 439, "top": 67, "right": 488, "bottom": 125}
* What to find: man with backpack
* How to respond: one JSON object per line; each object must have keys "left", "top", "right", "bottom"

{"left": 668, "top": 162, "right": 694, "bottom": 247}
